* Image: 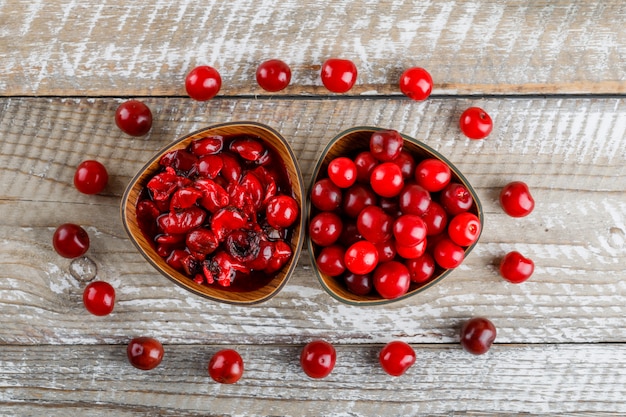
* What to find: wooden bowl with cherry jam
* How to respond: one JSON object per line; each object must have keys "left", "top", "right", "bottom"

{"left": 121, "top": 122, "right": 305, "bottom": 305}
{"left": 307, "top": 126, "right": 483, "bottom": 306}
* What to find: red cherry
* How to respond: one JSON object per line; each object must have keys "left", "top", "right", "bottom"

{"left": 356, "top": 206, "right": 392, "bottom": 244}
{"left": 460, "top": 107, "right": 493, "bottom": 140}
{"left": 344, "top": 272, "right": 373, "bottom": 295}
{"left": 115, "top": 99, "right": 152, "bottom": 137}
{"left": 392, "top": 214, "right": 427, "bottom": 246}
{"left": 499, "top": 181, "right": 535, "bottom": 217}
{"left": 311, "top": 178, "right": 342, "bottom": 211}
{"left": 395, "top": 239, "right": 426, "bottom": 260}
{"left": 315, "top": 245, "right": 346, "bottom": 276}
{"left": 399, "top": 67, "right": 433, "bottom": 101}
{"left": 74, "top": 160, "right": 109, "bottom": 195}
{"left": 374, "top": 240, "right": 396, "bottom": 263}
{"left": 373, "top": 261, "right": 411, "bottom": 299}
{"left": 83, "top": 281, "right": 115, "bottom": 316}
{"left": 392, "top": 150, "right": 416, "bottom": 179}
{"left": 398, "top": 183, "right": 431, "bottom": 216}
{"left": 460, "top": 317, "right": 497, "bottom": 355}
{"left": 370, "top": 162, "right": 404, "bottom": 198}
{"left": 127, "top": 337, "right": 164, "bottom": 370}
{"left": 256, "top": 59, "right": 291, "bottom": 92}
{"left": 265, "top": 195, "right": 299, "bottom": 229}
{"left": 447, "top": 212, "right": 481, "bottom": 246}
{"left": 328, "top": 157, "right": 357, "bottom": 188}
{"left": 342, "top": 184, "right": 377, "bottom": 218}
{"left": 421, "top": 201, "right": 448, "bottom": 236}
{"left": 406, "top": 253, "right": 436, "bottom": 283}
{"left": 52, "top": 223, "right": 90, "bottom": 258}
{"left": 440, "top": 182, "right": 474, "bottom": 215}
{"left": 500, "top": 251, "right": 534, "bottom": 283}
{"left": 309, "top": 212, "right": 343, "bottom": 247}
{"left": 354, "top": 151, "right": 378, "bottom": 183}
{"left": 379, "top": 341, "right": 416, "bottom": 376}
{"left": 344, "top": 240, "right": 379, "bottom": 275}
{"left": 432, "top": 237, "right": 465, "bottom": 269}
{"left": 321, "top": 58, "right": 357, "bottom": 93}
{"left": 185, "top": 65, "right": 222, "bottom": 101}
{"left": 208, "top": 349, "right": 244, "bottom": 384}
{"left": 370, "top": 129, "right": 403, "bottom": 161}
{"left": 415, "top": 158, "right": 451, "bottom": 192}
{"left": 300, "top": 340, "right": 336, "bottom": 379}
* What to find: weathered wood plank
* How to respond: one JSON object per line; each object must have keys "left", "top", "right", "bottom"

{"left": 1, "top": 1, "right": 625, "bottom": 96}
{"left": 0, "top": 97, "right": 623, "bottom": 345}
{"left": 0, "top": 343, "right": 624, "bottom": 416}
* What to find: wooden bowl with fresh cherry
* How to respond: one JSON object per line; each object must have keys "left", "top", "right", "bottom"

{"left": 121, "top": 122, "right": 305, "bottom": 305}
{"left": 307, "top": 127, "right": 483, "bottom": 306}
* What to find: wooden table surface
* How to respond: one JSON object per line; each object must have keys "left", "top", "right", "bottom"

{"left": 1, "top": 1, "right": 625, "bottom": 415}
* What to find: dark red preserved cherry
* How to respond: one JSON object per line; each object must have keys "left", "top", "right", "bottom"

{"left": 115, "top": 100, "right": 152, "bottom": 137}
{"left": 321, "top": 58, "right": 357, "bottom": 93}
{"left": 373, "top": 261, "right": 411, "bottom": 299}
{"left": 440, "top": 182, "right": 474, "bottom": 215}
{"left": 499, "top": 181, "right": 535, "bottom": 217}
{"left": 311, "top": 178, "right": 342, "bottom": 211}
{"left": 300, "top": 340, "right": 336, "bottom": 379}
{"left": 208, "top": 349, "right": 244, "bottom": 384}
{"left": 370, "top": 129, "right": 403, "bottom": 161}
{"left": 127, "top": 337, "right": 164, "bottom": 370}
{"left": 500, "top": 251, "right": 534, "bottom": 283}
{"left": 256, "top": 59, "right": 291, "bottom": 92}
{"left": 74, "top": 160, "right": 109, "bottom": 195}
{"left": 83, "top": 281, "right": 115, "bottom": 316}
{"left": 460, "top": 317, "right": 497, "bottom": 355}
{"left": 53, "top": 223, "right": 90, "bottom": 258}
{"left": 265, "top": 195, "right": 299, "bottom": 229}
{"left": 185, "top": 65, "right": 222, "bottom": 101}
{"left": 379, "top": 341, "right": 416, "bottom": 376}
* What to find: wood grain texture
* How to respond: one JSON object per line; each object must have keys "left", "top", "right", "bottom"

{"left": 1, "top": 0, "right": 625, "bottom": 96}
{"left": 0, "top": 97, "right": 623, "bottom": 349}
{"left": 0, "top": 343, "right": 625, "bottom": 416}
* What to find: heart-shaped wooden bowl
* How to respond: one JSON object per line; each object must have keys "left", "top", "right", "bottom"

{"left": 307, "top": 126, "right": 483, "bottom": 306}
{"left": 121, "top": 122, "right": 305, "bottom": 305}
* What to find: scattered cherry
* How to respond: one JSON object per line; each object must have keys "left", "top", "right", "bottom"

{"left": 53, "top": 223, "right": 90, "bottom": 258}
{"left": 74, "top": 160, "right": 109, "bottom": 195}
{"left": 379, "top": 341, "right": 416, "bottom": 376}
{"left": 256, "top": 59, "right": 291, "bottom": 92}
{"left": 300, "top": 340, "right": 336, "bottom": 379}
{"left": 127, "top": 337, "right": 164, "bottom": 370}
{"left": 500, "top": 181, "right": 535, "bottom": 217}
{"left": 321, "top": 58, "right": 357, "bottom": 93}
{"left": 460, "top": 317, "right": 497, "bottom": 355}
{"left": 460, "top": 107, "right": 493, "bottom": 140}
{"left": 115, "top": 99, "right": 152, "bottom": 137}
{"left": 185, "top": 65, "right": 222, "bottom": 101}
{"left": 83, "top": 281, "right": 115, "bottom": 316}
{"left": 399, "top": 67, "right": 433, "bottom": 101}
{"left": 208, "top": 349, "right": 244, "bottom": 384}
{"left": 500, "top": 251, "right": 534, "bottom": 283}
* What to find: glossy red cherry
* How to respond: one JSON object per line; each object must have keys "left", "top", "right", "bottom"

{"left": 415, "top": 158, "right": 451, "bottom": 192}
{"left": 74, "top": 160, "right": 109, "bottom": 195}
{"left": 321, "top": 58, "right": 357, "bottom": 93}
{"left": 127, "top": 337, "right": 164, "bottom": 370}
{"left": 374, "top": 240, "right": 396, "bottom": 263}
{"left": 327, "top": 157, "right": 357, "bottom": 188}
{"left": 300, "top": 340, "right": 336, "bottom": 379}
{"left": 311, "top": 178, "right": 342, "bottom": 211}
{"left": 406, "top": 253, "right": 436, "bottom": 283}
{"left": 265, "top": 195, "right": 299, "bottom": 229}
{"left": 370, "top": 129, "right": 403, "bottom": 161}
{"left": 309, "top": 212, "right": 343, "bottom": 247}
{"left": 432, "top": 237, "right": 465, "bottom": 269}
{"left": 344, "top": 272, "right": 373, "bottom": 295}
{"left": 373, "top": 261, "right": 411, "bottom": 299}
{"left": 185, "top": 65, "right": 222, "bottom": 101}
{"left": 500, "top": 251, "right": 534, "bottom": 283}
{"left": 399, "top": 67, "right": 433, "bottom": 101}
{"left": 448, "top": 212, "right": 481, "bottom": 246}
{"left": 460, "top": 107, "right": 493, "bottom": 140}
{"left": 440, "top": 182, "right": 474, "bottom": 215}
{"left": 83, "top": 281, "right": 115, "bottom": 316}
{"left": 115, "top": 99, "right": 152, "bottom": 137}
{"left": 342, "top": 184, "right": 377, "bottom": 218}
{"left": 398, "top": 183, "right": 431, "bottom": 216}
{"left": 344, "top": 240, "right": 379, "bottom": 275}
{"left": 395, "top": 239, "right": 426, "bottom": 260}
{"left": 421, "top": 201, "right": 448, "bottom": 236}
{"left": 356, "top": 206, "right": 392, "bottom": 244}
{"left": 256, "top": 59, "right": 291, "bottom": 92}
{"left": 370, "top": 162, "right": 404, "bottom": 198}
{"left": 316, "top": 245, "right": 346, "bottom": 276}
{"left": 354, "top": 151, "right": 378, "bottom": 183}
{"left": 379, "top": 341, "right": 416, "bottom": 376}
{"left": 392, "top": 214, "right": 427, "bottom": 246}
{"left": 499, "top": 181, "right": 535, "bottom": 217}
{"left": 53, "top": 223, "right": 90, "bottom": 258}
{"left": 208, "top": 349, "right": 244, "bottom": 384}
{"left": 460, "top": 317, "right": 497, "bottom": 355}
{"left": 393, "top": 150, "right": 416, "bottom": 179}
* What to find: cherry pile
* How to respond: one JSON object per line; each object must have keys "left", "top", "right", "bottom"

{"left": 309, "top": 129, "right": 481, "bottom": 300}
{"left": 135, "top": 134, "right": 299, "bottom": 289}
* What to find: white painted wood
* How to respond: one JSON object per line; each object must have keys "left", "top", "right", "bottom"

{"left": 0, "top": 0, "right": 625, "bottom": 95}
